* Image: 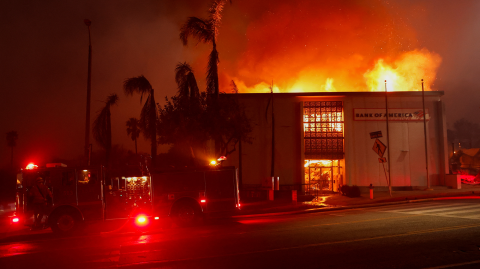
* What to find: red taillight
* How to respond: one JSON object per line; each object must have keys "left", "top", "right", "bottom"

{"left": 200, "top": 199, "right": 206, "bottom": 203}
{"left": 12, "top": 217, "right": 20, "bottom": 223}
{"left": 135, "top": 214, "right": 149, "bottom": 227}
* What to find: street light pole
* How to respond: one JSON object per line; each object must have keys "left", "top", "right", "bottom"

{"left": 84, "top": 19, "right": 92, "bottom": 166}
{"left": 385, "top": 80, "right": 392, "bottom": 197}
{"left": 421, "top": 79, "right": 431, "bottom": 190}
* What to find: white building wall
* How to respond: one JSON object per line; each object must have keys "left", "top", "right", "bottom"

{"left": 225, "top": 92, "right": 447, "bottom": 189}
{"left": 345, "top": 93, "right": 446, "bottom": 187}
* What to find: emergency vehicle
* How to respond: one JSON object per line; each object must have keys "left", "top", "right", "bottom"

{"left": 150, "top": 166, "right": 241, "bottom": 226}
{"left": 12, "top": 162, "right": 240, "bottom": 234}
{"left": 14, "top": 163, "right": 150, "bottom": 234}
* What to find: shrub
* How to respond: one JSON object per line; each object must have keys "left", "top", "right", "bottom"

{"left": 340, "top": 185, "right": 349, "bottom": 196}
{"left": 348, "top": 185, "right": 361, "bottom": 198}
{"left": 340, "top": 185, "right": 361, "bottom": 198}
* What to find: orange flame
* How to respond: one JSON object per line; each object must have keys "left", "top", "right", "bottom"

{"left": 213, "top": 1, "right": 443, "bottom": 94}
{"left": 364, "top": 49, "right": 442, "bottom": 92}
{"left": 229, "top": 49, "right": 441, "bottom": 93}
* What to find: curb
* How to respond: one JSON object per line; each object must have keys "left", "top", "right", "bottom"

{"left": 234, "top": 193, "right": 480, "bottom": 219}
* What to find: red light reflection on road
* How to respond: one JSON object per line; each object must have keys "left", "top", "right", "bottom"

{"left": 136, "top": 235, "right": 153, "bottom": 244}
{"left": 238, "top": 218, "right": 282, "bottom": 225}
{"left": 0, "top": 243, "right": 35, "bottom": 258}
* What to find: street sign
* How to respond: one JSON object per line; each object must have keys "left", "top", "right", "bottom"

{"left": 372, "top": 139, "right": 386, "bottom": 157}
{"left": 369, "top": 131, "right": 382, "bottom": 139}
{"left": 378, "top": 157, "right": 387, "bottom": 163}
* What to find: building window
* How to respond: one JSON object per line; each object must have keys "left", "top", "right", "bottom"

{"left": 303, "top": 101, "right": 344, "bottom": 159}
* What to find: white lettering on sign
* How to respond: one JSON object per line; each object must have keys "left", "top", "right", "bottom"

{"left": 354, "top": 108, "right": 429, "bottom": 121}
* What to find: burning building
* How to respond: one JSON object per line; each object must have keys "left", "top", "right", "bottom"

{"left": 185, "top": 0, "right": 449, "bottom": 193}
{"left": 224, "top": 90, "right": 448, "bottom": 192}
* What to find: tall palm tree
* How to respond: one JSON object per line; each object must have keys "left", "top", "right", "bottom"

{"left": 6, "top": 131, "right": 18, "bottom": 167}
{"left": 126, "top": 118, "right": 140, "bottom": 155}
{"left": 180, "top": 0, "right": 226, "bottom": 98}
{"left": 123, "top": 75, "right": 158, "bottom": 165}
{"left": 93, "top": 94, "right": 119, "bottom": 167}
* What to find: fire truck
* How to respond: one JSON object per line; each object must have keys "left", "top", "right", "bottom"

{"left": 150, "top": 166, "right": 241, "bottom": 226}
{"left": 14, "top": 163, "right": 150, "bottom": 234}
{"left": 13, "top": 162, "right": 240, "bottom": 234}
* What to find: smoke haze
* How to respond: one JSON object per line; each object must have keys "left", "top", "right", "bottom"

{"left": 1, "top": 0, "right": 479, "bottom": 166}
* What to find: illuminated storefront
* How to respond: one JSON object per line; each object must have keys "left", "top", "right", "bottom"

{"left": 303, "top": 101, "right": 344, "bottom": 193}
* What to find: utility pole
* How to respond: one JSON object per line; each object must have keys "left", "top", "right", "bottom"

{"left": 385, "top": 80, "right": 392, "bottom": 197}
{"left": 84, "top": 19, "right": 92, "bottom": 166}
{"left": 270, "top": 81, "right": 275, "bottom": 178}
{"left": 422, "top": 79, "right": 431, "bottom": 190}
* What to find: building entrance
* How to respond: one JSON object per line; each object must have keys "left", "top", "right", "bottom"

{"left": 303, "top": 101, "right": 344, "bottom": 193}
{"left": 304, "top": 160, "right": 343, "bottom": 194}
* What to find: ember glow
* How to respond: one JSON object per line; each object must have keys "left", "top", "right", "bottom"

{"left": 220, "top": 0, "right": 442, "bottom": 93}
{"left": 364, "top": 49, "right": 441, "bottom": 92}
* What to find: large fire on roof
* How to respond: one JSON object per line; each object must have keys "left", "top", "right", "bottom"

{"left": 214, "top": 0, "right": 442, "bottom": 93}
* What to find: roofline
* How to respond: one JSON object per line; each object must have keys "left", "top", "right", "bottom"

{"left": 226, "top": 91, "right": 444, "bottom": 97}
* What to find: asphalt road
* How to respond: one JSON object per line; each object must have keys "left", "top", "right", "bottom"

{"left": 2, "top": 200, "right": 480, "bottom": 269}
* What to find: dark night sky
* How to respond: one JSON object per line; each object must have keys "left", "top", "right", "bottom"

{"left": 1, "top": 0, "right": 480, "bottom": 168}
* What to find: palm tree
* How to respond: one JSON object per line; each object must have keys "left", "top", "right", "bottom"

{"left": 126, "top": 118, "right": 140, "bottom": 155}
{"left": 180, "top": 0, "right": 227, "bottom": 98}
{"left": 6, "top": 131, "right": 18, "bottom": 167}
{"left": 123, "top": 75, "right": 158, "bottom": 165}
{"left": 175, "top": 62, "right": 200, "bottom": 101}
{"left": 93, "top": 94, "right": 119, "bottom": 167}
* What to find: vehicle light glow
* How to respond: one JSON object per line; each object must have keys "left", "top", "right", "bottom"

{"left": 12, "top": 217, "right": 20, "bottom": 223}
{"left": 154, "top": 217, "right": 159, "bottom": 220}
{"left": 26, "top": 163, "right": 38, "bottom": 170}
{"left": 135, "top": 214, "right": 149, "bottom": 227}
{"left": 200, "top": 199, "right": 206, "bottom": 203}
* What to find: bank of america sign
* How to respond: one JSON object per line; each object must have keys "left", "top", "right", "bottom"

{"left": 353, "top": 108, "right": 429, "bottom": 121}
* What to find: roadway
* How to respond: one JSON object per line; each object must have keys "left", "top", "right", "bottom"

{"left": 1, "top": 199, "right": 480, "bottom": 268}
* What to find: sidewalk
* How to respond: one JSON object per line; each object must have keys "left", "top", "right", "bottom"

{"left": 323, "top": 184, "right": 480, "bottom": 207}
{"left": 237, "top": 184, "right": 480, "bottom": 216}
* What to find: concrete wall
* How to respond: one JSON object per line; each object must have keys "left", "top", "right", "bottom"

{"left": 224, "top": 92, "right": 448, "bottom": 189}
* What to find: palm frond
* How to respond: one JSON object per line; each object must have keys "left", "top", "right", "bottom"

{"left": 139, "top": 95, "right": 158, "bottom": 141}
{"left": 179, "top": 17, "right": 214, "bottom": 46}
{"left": 93, "top": 106, "right": 110, "bottom": 149}
{"left": 209, "top": 0, "right": 226, "bottom": 38}
{"left": 175, "top": 62, "right": 194, "bottom": 98}
{"left": 175, "top": 62, "right": 200, "bottom": 100}
{"left": 188, "top": 71, "right": 200, "bottom": 99}
{"left": 93, "top": 94, "right": 118, "bottom": 150}
{"left": 106, "top": 93, "right": 119, "bottom": 106}
{"left": 231, "top": 80, "right": 238, "bottom": 93}
{"left": 123, "top": 76, "right": 152, "bottom": 103}
{"left": 126, "top": 117, "right": 140, "bottom": 141}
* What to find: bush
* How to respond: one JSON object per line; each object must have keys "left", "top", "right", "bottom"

{"left": 340, "top": 185, "right": 349, "bottom": 196}
{"left": 340, "top": 185, "right": 361, "bottom": 198}
{"left": 349, "top": 185, "right": 361, "bottom": 198}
